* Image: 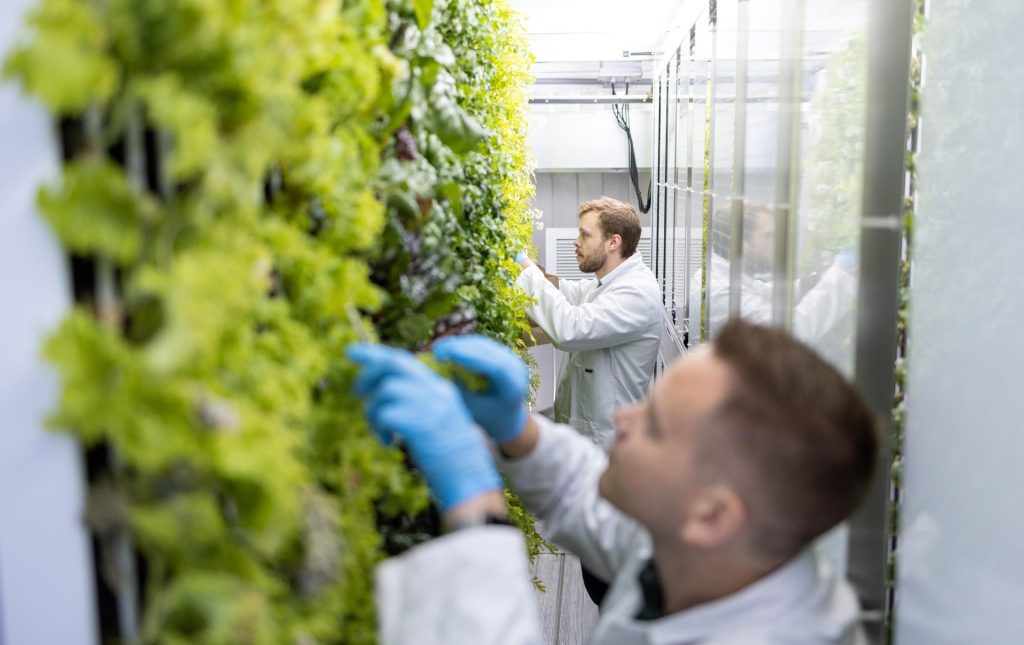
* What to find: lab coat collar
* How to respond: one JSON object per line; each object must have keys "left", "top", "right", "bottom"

{"left": 642, "top": 550, "right": 820, "bottom": 645}
{"left": 596, "top": 253, "right": 646, "bottom": 289}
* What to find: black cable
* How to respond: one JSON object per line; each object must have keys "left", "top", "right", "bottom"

{"left": 612, "top": 84, "right": 652, "bottom": 214}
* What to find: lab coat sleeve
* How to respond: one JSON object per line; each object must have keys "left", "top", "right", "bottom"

{"left": 556, "top": 275, "right": 589, "bottom": 305}
{"left": 516, "top": 265, "right": 657, "bottom": 353}
{"left": 792, "top": 260, "right": 857, "bottom": 341}
{"left": 498, "top": 415, "right": 644, "bottom": 583}
{"left": 376, "top": 526, "right": 543, "bottom": 645}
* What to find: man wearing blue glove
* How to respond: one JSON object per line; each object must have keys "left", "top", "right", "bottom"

{"left": 350, "top": 319, "right": 877, "bottom": 645}
{"left": 514, "top": 197, "right": 662, "bottom": 451}
{"left": 347, "top": 342, "right": 542, "bottom": 645}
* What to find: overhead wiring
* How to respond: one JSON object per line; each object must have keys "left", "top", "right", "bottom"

{"left": 612, "top": 81, "right": 652, "bottom": 214}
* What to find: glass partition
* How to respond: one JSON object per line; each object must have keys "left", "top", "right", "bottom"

{"left": 655, "top": 0, "right": 868, "bottom": 359}
{"left": 791, "top": 0, "right": 869, "bottom": 376}
{"left": 738, "top": 0, "right": 783, "bottom": 327}
{"left": 651, "top": 73, "right": 666, "bottom": 301}
{"left": 686, "top": 15, "right": 710, "bottom": 342}
{"left": 705, "top": 1, "right": 739, "bottom": 340}
{"left": 670, "top": 48, "right": 690, "bottom": 341}
{"left": 665, "top": 50, "right": 681, "bottom": 318}
{"left": 649, "top": 0, "right": 912, "bottom": 635}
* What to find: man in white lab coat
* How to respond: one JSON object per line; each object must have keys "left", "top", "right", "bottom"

{"left": 349, "top": 320, "right": 877, "bottom": 645}
{"left": 516, "top": 196, "right": 662, "bottom": 451}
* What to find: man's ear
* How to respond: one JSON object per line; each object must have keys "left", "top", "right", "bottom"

{"left": 608, "top": 233, "right": 622, "bottom": 253}
{"left": 679, "top": 485, "right": 746, "bottom": 548}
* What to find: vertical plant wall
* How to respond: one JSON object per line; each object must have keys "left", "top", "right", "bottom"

{"left": 4, "top": 0, "right": 534, "bottom": 642}
{"left": 885, "top": 1, "right": 925, "bottom": 640}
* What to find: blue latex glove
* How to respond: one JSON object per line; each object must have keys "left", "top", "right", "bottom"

{"left": 347, "top": 344, "right": 502, "bottom": 511}
{"left": 431, "top": 335, "right": 530, "bottom": 443}
{"left": 836, "top": 249, "right": 858, "bottom": 273}
{"left": 514, "top": 250, "right": 529, "bottom": 265}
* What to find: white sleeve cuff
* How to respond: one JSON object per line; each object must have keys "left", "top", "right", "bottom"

{"left": 376, "top": 527, "right": 542, "bottom": 645}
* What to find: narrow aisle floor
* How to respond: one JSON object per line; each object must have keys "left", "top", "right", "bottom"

{"left": 530, "top": 551, "right": 600, "bottom": 644}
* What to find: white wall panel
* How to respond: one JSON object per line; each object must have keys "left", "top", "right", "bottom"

{"left": 529, "top": 106, "right": 653, "bottom": 171}
{"left": 0, "top": 1, "right": 97, "bottom": 643}
{"left": 896, "top": 1, "right": 1024, "bottom": 643}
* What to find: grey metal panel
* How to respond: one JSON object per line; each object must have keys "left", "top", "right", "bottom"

{"left": 529, "top": 552, "right": 599, "bottom": 645}
{"left": 552, "top": 173, "right": 580, "bottom": 228}
{"left": 578, "top": 172, "right": 604, "bottom": 204}
{"left": 532, "top": 171, "right": 553, "bottom": 214}
{"left": 557, "top": 555, "right": 599, "bottom": 645}
{"left": 529, "top": 552, "right": 562, "bottom": 645}
{"left": 533, "top": 223, "right": 547, "bottom": 263}
{"left": 847, "top": 0, "right": 915, "bottom": 639}
{"left": 601, "top": 172, "right": 631, "bottom": 204}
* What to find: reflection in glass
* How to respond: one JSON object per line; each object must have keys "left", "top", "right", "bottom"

{"left": 693, "top": 203, "right": 857, "bottom": 359}
{"left": 688, "top": 31, "right": 710, "bottom": 342}
{"left": 793, "top": 0, "right": 869, "bottom": 376}
{"left": 707, "top": 1, "right": 738, "bottom": 340}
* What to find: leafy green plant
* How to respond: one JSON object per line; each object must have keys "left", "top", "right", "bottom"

{"left": 5, "top": 0, "right": 537, "bottom": 641}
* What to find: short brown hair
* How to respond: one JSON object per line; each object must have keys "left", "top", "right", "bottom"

{"left": 701, "top": 320, "right": 879, "bottom": 561}
{"left": 578, "top": 197, "right": 642, "bottom": 258}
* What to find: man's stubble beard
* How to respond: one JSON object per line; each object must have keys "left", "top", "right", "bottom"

{"left": 579, "top": 249, "right": 607, "bottom": 274}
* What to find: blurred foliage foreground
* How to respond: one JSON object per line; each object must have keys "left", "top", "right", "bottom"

{"left": 4, "top": 0, "right": 542, "bottom": 641}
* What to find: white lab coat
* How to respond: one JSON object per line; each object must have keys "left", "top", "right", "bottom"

{"left": 376, "top": 415, "right": 868, "bottom": 645}
{"left": 376, "top": 526, "right": 542, "bottom": 645}
{"left": 517, "top": 253, "right": 662, "bottom": 449}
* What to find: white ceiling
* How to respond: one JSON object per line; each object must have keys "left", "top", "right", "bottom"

{"left": 508, "top": 0, "right": 688, "bottom": 83}
{"left": 507, "top": 0, "right": 870, "bottom": 91}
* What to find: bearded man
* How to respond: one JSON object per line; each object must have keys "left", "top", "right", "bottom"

{"left": 516, "top": 196, "right": 662, "bottom": 452}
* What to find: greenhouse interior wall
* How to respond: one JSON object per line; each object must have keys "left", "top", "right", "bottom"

{"left": 3, "top": 0, "right": 1024, "bottom": 643}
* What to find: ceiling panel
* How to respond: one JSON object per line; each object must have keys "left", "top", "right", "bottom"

{"left": 509, "top": 0, "right": 687, "bottom": 81}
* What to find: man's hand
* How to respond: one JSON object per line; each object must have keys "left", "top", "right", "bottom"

{"left": 347, "top": 344, "right": 503, "bottom": 512}
{"left": 513, "top": 249, "right": 535, "bottom": 269}
{"left": 431, "top": 335, "right": 530, "bottom": 443}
